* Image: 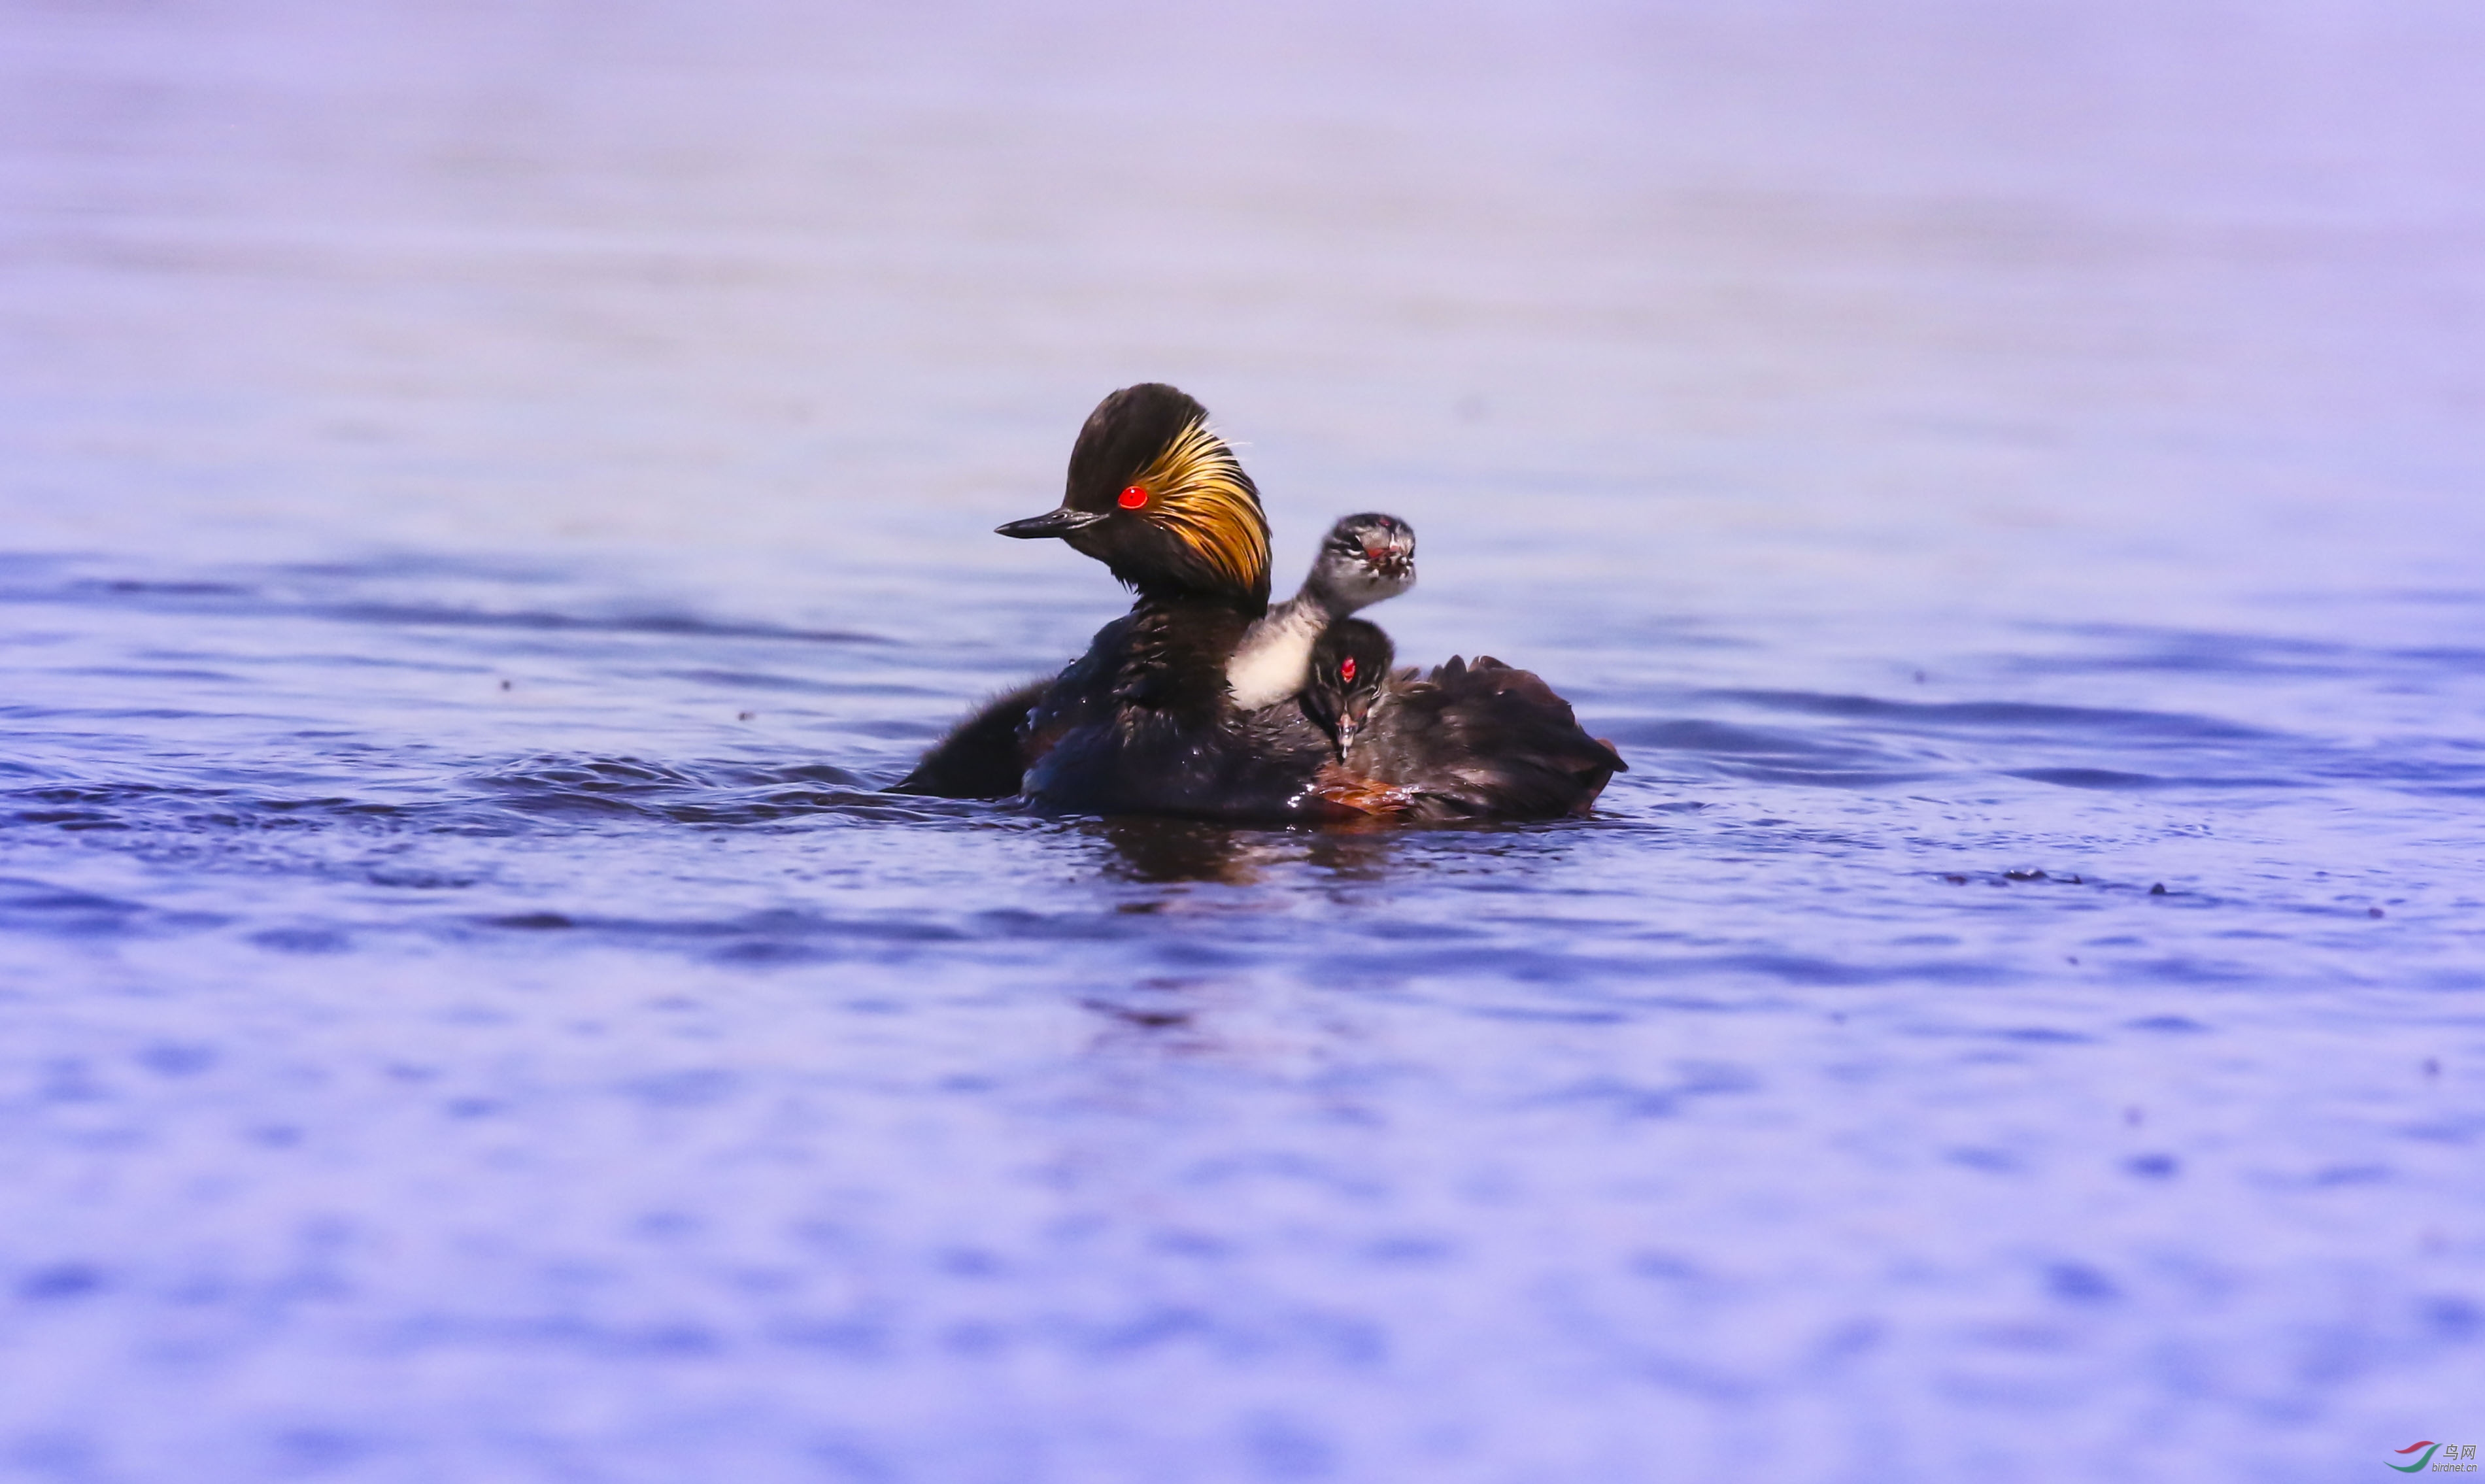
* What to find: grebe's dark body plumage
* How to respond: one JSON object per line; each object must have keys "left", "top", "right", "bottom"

{"left": 890, "top": 677, "right": 1049, "bottom": 799}
{"left": 1304, "top": 618, "right": 1627, "bottom": 822}
{"left": 1018, "top": 603, "right": 1344, "bottom": 821}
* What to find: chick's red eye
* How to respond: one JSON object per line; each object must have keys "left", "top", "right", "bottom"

{"left": 1340, "top": 657, "right": 1357, "bottom": 682}
{"left": 1117, "top": 485, "right": 1147, "bottom": 509}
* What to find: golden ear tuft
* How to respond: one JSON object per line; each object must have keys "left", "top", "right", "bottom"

{"left": 1130, "top": 418, "right": 1270, "bottom": 596}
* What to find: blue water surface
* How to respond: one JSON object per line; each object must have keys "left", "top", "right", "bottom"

{"left": 3, "top": 3, "right": 2483, "bottom": 1481}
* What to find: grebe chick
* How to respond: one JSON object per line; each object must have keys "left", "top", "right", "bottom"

{"left": 1226, "top": 513, "right": 1415, "bottom": 711}
{"left": 1298, "top": 616, "right": 1401, "bottom": 758}
{"left": 1304, "top": 618, "right": 1627, "bottom": 822}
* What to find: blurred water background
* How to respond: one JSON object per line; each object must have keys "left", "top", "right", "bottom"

{"left": 3, "top": 1, "right": 2483, "bottom": 1480}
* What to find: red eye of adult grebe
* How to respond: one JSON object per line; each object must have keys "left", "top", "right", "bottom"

{"left": 1340, "top": 657, "right": 1357, "bottom": 682}
{"left": 1117, "top": 485, "right": 1147, "bottom": 509}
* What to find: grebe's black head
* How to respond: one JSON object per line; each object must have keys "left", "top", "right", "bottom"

{"left": 1302, "top": 513, "right": 1415, "bottom": 615}
{"left": 1302, "top": 617, "right": 1396, "bottom": 758}
{"left": 996, "top": 383, "right": 1272, "bottom": 609}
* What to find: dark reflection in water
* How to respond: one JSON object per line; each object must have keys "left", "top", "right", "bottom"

{"left": 1092, "top": 818, "right": 1268, "bottom": 886}
{"left": 1089, "top": 817, "right": 1408, "bottom": 887}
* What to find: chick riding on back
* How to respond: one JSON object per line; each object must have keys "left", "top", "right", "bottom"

{"left": 1226, "top": 513, "right": 1416, "bottom": 711}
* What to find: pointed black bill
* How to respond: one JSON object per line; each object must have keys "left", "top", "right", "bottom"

{"left": 996, "top": 508, "right": 1111, "bottom": 539}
